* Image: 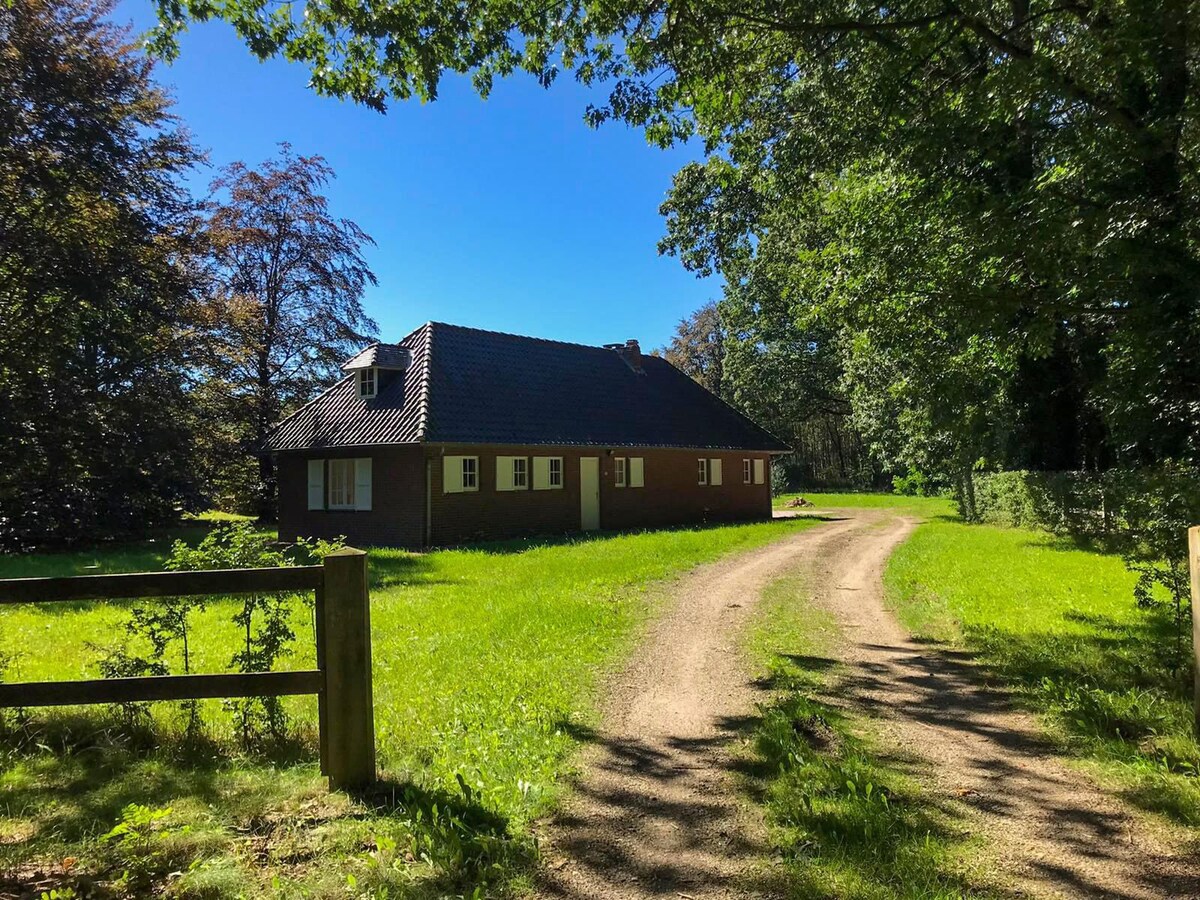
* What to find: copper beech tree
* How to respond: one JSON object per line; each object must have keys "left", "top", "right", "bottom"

{"left": 196, "top": 147, "right": 378, "bottom": 519}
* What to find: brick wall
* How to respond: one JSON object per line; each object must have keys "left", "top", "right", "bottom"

{"left": 427, "top": 444, "right": 772, "bottom": 546}
{"left": 278, "top": 444, "right": 774, "bottom": 549}
{"left": 277, "top": 445, "right": 425, "bottom": 548}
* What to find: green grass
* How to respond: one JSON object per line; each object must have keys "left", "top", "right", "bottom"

{"left": 775, "top": 491, "right": 956, "bottom": 518}
{"left": 740, "top": 575, "right": 999, "bottom": 898}
{"left": 885, "top": 521, "right": 1200, "bottom": 828}
{"left": 0, "top": 517, "right": 816, "bottom": 898}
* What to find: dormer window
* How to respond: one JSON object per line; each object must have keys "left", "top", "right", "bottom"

{"left": 358, "top": 367, "right": 377, "bottom": 399}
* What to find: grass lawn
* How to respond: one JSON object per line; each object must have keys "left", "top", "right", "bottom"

{"left": 885, "top": 521, "right": 1200, "bottom": 829}
{"left": 774, "top": 491, "right": 957, "bottom": 518}
{"left": 740, "top": 575, "right": 1000, "bottom": 898}
{"left": 0, "top": 518, "right": 816, "bottom": 899}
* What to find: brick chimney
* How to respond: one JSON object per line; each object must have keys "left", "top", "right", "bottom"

{"left": 606, "top": 339, "right": 644, "bottom": 373}
{"left": 623, "top": 339, "right": 642, "bottom": 370}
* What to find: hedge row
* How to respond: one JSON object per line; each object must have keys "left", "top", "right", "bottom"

{"left": 969, "top": 468, "right": 1200, "bottom": 539}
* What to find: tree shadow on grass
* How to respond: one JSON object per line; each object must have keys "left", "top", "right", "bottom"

{"left": 0, "top": 711, "right": 317, "bottom": 852}
{"left": 0, "top": 714, "right": 537, "bottom": 900}
{"left": 916, "top": 604, "right": 1200, "bottom": 827}
{"left": 344, "top": 775, "right": 548, "bottom": 898}
{"left": 729, "top": 656, "right": 1007, "bottom": 900}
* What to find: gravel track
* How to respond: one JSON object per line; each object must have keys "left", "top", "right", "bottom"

{"left": 535, "top": 511, "right": 1200, "bottom": 899}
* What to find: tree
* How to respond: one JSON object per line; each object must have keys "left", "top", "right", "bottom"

{"left": 0, "top": 0, "right": 203, "bottom": 549}
{"left": 198, "top": 147, "right": 378, "bottom": 518}
{"left": 655, "top": 302, "right": 725, "bottom": 398}
{"left": 151, "top": 0, "right": 1200, "bottom": 475}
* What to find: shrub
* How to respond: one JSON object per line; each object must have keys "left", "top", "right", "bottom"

{"left": 770, "top": 461, "right": 790, "bottom": 497}
{"left": 892, "top": 469, "right": 931, "bottom": 496}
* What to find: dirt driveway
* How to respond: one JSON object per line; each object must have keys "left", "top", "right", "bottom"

{"left": 535, "top": 510, "right": 1200, "bottom": 899}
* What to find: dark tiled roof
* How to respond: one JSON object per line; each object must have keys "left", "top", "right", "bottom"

{"left": 265, "top": 322, "right": 789, "bottom": 452}
{"left": 266, "top": 325, "right": 431, "bottom": 450}
{"left": 341, "top": 343, "right": 411, "bottom": 370}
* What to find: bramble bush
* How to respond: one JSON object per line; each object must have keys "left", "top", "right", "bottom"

{"left": 101, "top": 523, "right": 345, "bottom": 746}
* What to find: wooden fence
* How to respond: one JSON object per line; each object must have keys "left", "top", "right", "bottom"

{"left": 0, "top": 547, "right": 375, "bottom": 790}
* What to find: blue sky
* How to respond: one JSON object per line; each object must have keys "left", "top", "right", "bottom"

{"left": 119, "top": 2, "right": 717, "bottom": 350}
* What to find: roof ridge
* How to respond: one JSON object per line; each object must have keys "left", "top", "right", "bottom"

{"left": 426, "top": 320, "right": 619, "bottom": 353}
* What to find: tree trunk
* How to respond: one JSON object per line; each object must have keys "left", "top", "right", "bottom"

{"left": 254, "top": 345, "right": 278, "bottom": 522}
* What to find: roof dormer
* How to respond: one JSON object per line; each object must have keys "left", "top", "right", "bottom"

{"left": 342, "top": 342, "right": 410, "bottom": 401}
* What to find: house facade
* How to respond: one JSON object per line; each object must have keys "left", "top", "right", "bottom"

{"left": 266, "top": 323, "right": 788, "bottom": 548}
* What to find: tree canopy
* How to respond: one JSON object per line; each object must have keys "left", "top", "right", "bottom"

{"left": 195, "top": 147, "right": 378, "bottom": 518}
{"left": 149, "top": 0, "right": 1199, "bottom": 486}
{"left": 0, "top": 0, "right": 203, "bottom": 549}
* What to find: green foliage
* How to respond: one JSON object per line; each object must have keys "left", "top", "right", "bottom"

{"left": 770, "top": 461, "right": 789, "bottom": 497}
{"left": 166, "top": 524, "right": 311, "bottom": 744}
{"left": 885, "top": 520, "right": 1200, "bottom": 825}
{"left": 96, "top": 524, "right": 336, "bottom": 746}
{"left": 0, "top": 0, "right": 205, "bottom": 550}
{"left": 892, "top": 470, "right": 935, "bottom": 497}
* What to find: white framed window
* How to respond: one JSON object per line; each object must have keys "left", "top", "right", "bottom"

{"left": 533, "top": 456, "right": 564, "bottom": 490}
{"left": 358, "top": 367, "right": 377, "bottom": 399}
{"left": 629, "top": 457, "right": 644, "bottom": 488}
{"left": 743, "top": 459, "right": 752, "bottom": 484}
{"left": 753, "top": 458, "right": 766, "bottom": 485}
{"left": 709, "top": 458, "right": 723, "bottom": 486}
{"left": 328, "top": 459, "right": 356, "bottom": 508}
{"left": 698, "top": 458, "right": 708, "bottom": 485}
{"left": 444, "top": 455, "right": 479, "bottom": 493}
{"left": 614, "top": 457, "right": 627, "bottom": 487}
{"left": 314, "top": 458, "right": 371, "bottom": 510}
{"left": 496, "top": 456, "right": 529, "bottom": 491}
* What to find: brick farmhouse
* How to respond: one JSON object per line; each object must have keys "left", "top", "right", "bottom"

{"left": 265, "top": 322, "right": 789, "bottom": 548}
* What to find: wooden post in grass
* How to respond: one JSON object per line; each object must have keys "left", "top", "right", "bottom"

{"left": 1191, "top": 527, "right": 1200, "bottom": 736}
{"left": 321, "top": 548, "right": 376, "bottom": 790}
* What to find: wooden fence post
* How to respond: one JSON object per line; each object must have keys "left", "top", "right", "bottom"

{"left": 1191, "top": 527, "right": 1200, "bottom": 737}
{"left": 321, "top": 548, "right": 376, "bottom": 790}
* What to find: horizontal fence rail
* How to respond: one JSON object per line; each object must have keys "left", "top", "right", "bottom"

{"left": 0, "top": 565, "right": 323, "bottom": 604}
{"left": 0, "top": 670, "right": 324, "bottom": 708}
{"left": 0, "top": 551, "right": 375, "bottom": 790}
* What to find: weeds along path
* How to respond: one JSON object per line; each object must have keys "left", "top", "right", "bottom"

{"left": 536, "top": 514, "right": 865, "bottom": 900}
{"left": 808, "top": 511, "right": 1200, "bottom": 900}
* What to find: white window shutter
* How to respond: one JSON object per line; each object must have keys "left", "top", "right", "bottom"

{"left": 443, "top": 456, "right": 463, "bottom": 494}
{"left": 533, "top": 457, "right": 550, "bottom": 490}
{"left": 496, "top": 456, "right": 514, "bottom": 491}
{"left": 307, "top": 460, "right": 324, "bottom": 510}
{"left": 630, "top": 457, "right": 644, "bottom": 488}
{"left": 710, "top": 458, "right": 723, "bottom": 486}
{"left": 354, "top": 458, "right": 372, "bottom": 511}
{"left": 753, "top": 459, "right": 765, "bottom": 484}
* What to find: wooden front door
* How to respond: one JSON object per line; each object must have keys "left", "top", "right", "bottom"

{"left": 579, "top": 457, "right": 600, "bottom": 530}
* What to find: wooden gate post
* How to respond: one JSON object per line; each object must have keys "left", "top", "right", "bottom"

{"left": 321, "top": 548, "right": 376, "bottom": 790}
{"left": 1190, "top": 527, "right": 1200, "bottom": 737}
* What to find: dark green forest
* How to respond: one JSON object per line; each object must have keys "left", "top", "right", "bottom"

{"left": 0, "top": 0, "right": 377, "bottom": 549}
